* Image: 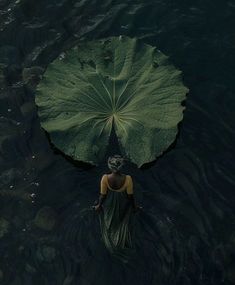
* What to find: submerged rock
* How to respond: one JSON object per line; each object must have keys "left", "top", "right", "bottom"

{"left": 25, "top": 263, "right": 36, "bottom": 274}
{"left": 36, "top": 245, "right": 57, "bottom": 263}
{"left": 0, "top": 217, "right": 9, "bottom": 238}
{"left": 22, "top": 66, "right": 44, "bottom": 89}
{"left": 0, "top": 63, "right": 6, "bottom": 86}
{"left": 20, "top": 101, "right": 36, "bottom": 121}
{"left": 227, "top": 263, "right": 235, "bottom": 283}
{"left": 34, "top": 206, "right": 58, "bottom": 231}
{"left": 0, "top": 168, "right": 22, "bottom": 187}
{"left": 0, "top": 269, "right": 3, "bottom": 280}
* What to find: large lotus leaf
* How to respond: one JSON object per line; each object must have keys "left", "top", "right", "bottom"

{"left": 35, "top": 36, "right": 188, "bottom": 167}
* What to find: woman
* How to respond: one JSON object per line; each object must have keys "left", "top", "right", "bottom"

{"left": 93, "top": 154, "right": 141, "bottom": 259}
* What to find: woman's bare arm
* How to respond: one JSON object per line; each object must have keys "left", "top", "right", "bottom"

{"left": 93, "top": 175, "right": 108, "bottom": 211}
{"left": 126, "top": 175, "right": 138, "bottom": 211}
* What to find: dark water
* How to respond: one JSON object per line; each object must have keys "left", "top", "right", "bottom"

{"left": 0, "top": 0, "right": 235, "bottom": 284}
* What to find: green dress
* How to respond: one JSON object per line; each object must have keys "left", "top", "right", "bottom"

{"left": 98, "top": 174, "right": 135, "bottom": 261}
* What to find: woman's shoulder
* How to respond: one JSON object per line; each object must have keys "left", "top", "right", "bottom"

{"left": 123, "top": 174, "right": 132, "bottom": 185}
{"left": 101, "top": 174, "right": 108, "bottom": 181}
{"left": 103, "top": 173, "right": 110, "bottom": 179}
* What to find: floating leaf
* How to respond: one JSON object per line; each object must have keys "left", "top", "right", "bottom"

{"left": 36, "top": 36, "right": 188, "bottom": 167}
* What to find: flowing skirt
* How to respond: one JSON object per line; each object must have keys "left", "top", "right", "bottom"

{"left": 98, "top": 190, "right": 135, "bottom": 261}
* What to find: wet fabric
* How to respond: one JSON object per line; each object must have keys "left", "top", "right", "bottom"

{"left": 98, "top": 189, "right": 136, "bottom": 262}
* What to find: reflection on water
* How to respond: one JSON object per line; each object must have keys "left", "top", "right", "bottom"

{"left": 0, "top": 0, "right": 235, "bottom": 284}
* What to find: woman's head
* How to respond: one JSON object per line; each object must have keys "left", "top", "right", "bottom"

{"left": 107, "top": 154, "right": 125, "bottom": 173}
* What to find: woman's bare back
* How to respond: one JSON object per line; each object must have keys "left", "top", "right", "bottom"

{"left": 107, "top": 173, "right": 126, "bottom": 190}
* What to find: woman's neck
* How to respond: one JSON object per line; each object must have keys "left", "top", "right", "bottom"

{"left": 111, "top": 170, "right": 121, "bottom": 175}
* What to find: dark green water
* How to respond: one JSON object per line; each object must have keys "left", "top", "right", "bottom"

{"left": 0, "top": 0, "right": 235, "bottom": 284}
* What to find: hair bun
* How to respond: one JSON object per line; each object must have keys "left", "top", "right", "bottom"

{"left": 108, "top": 154, "right": 124, "bottom": 171}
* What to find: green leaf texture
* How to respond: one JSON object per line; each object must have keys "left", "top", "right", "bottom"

{"left": 36, "top": 36, "right": 188, "bottom": 167}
